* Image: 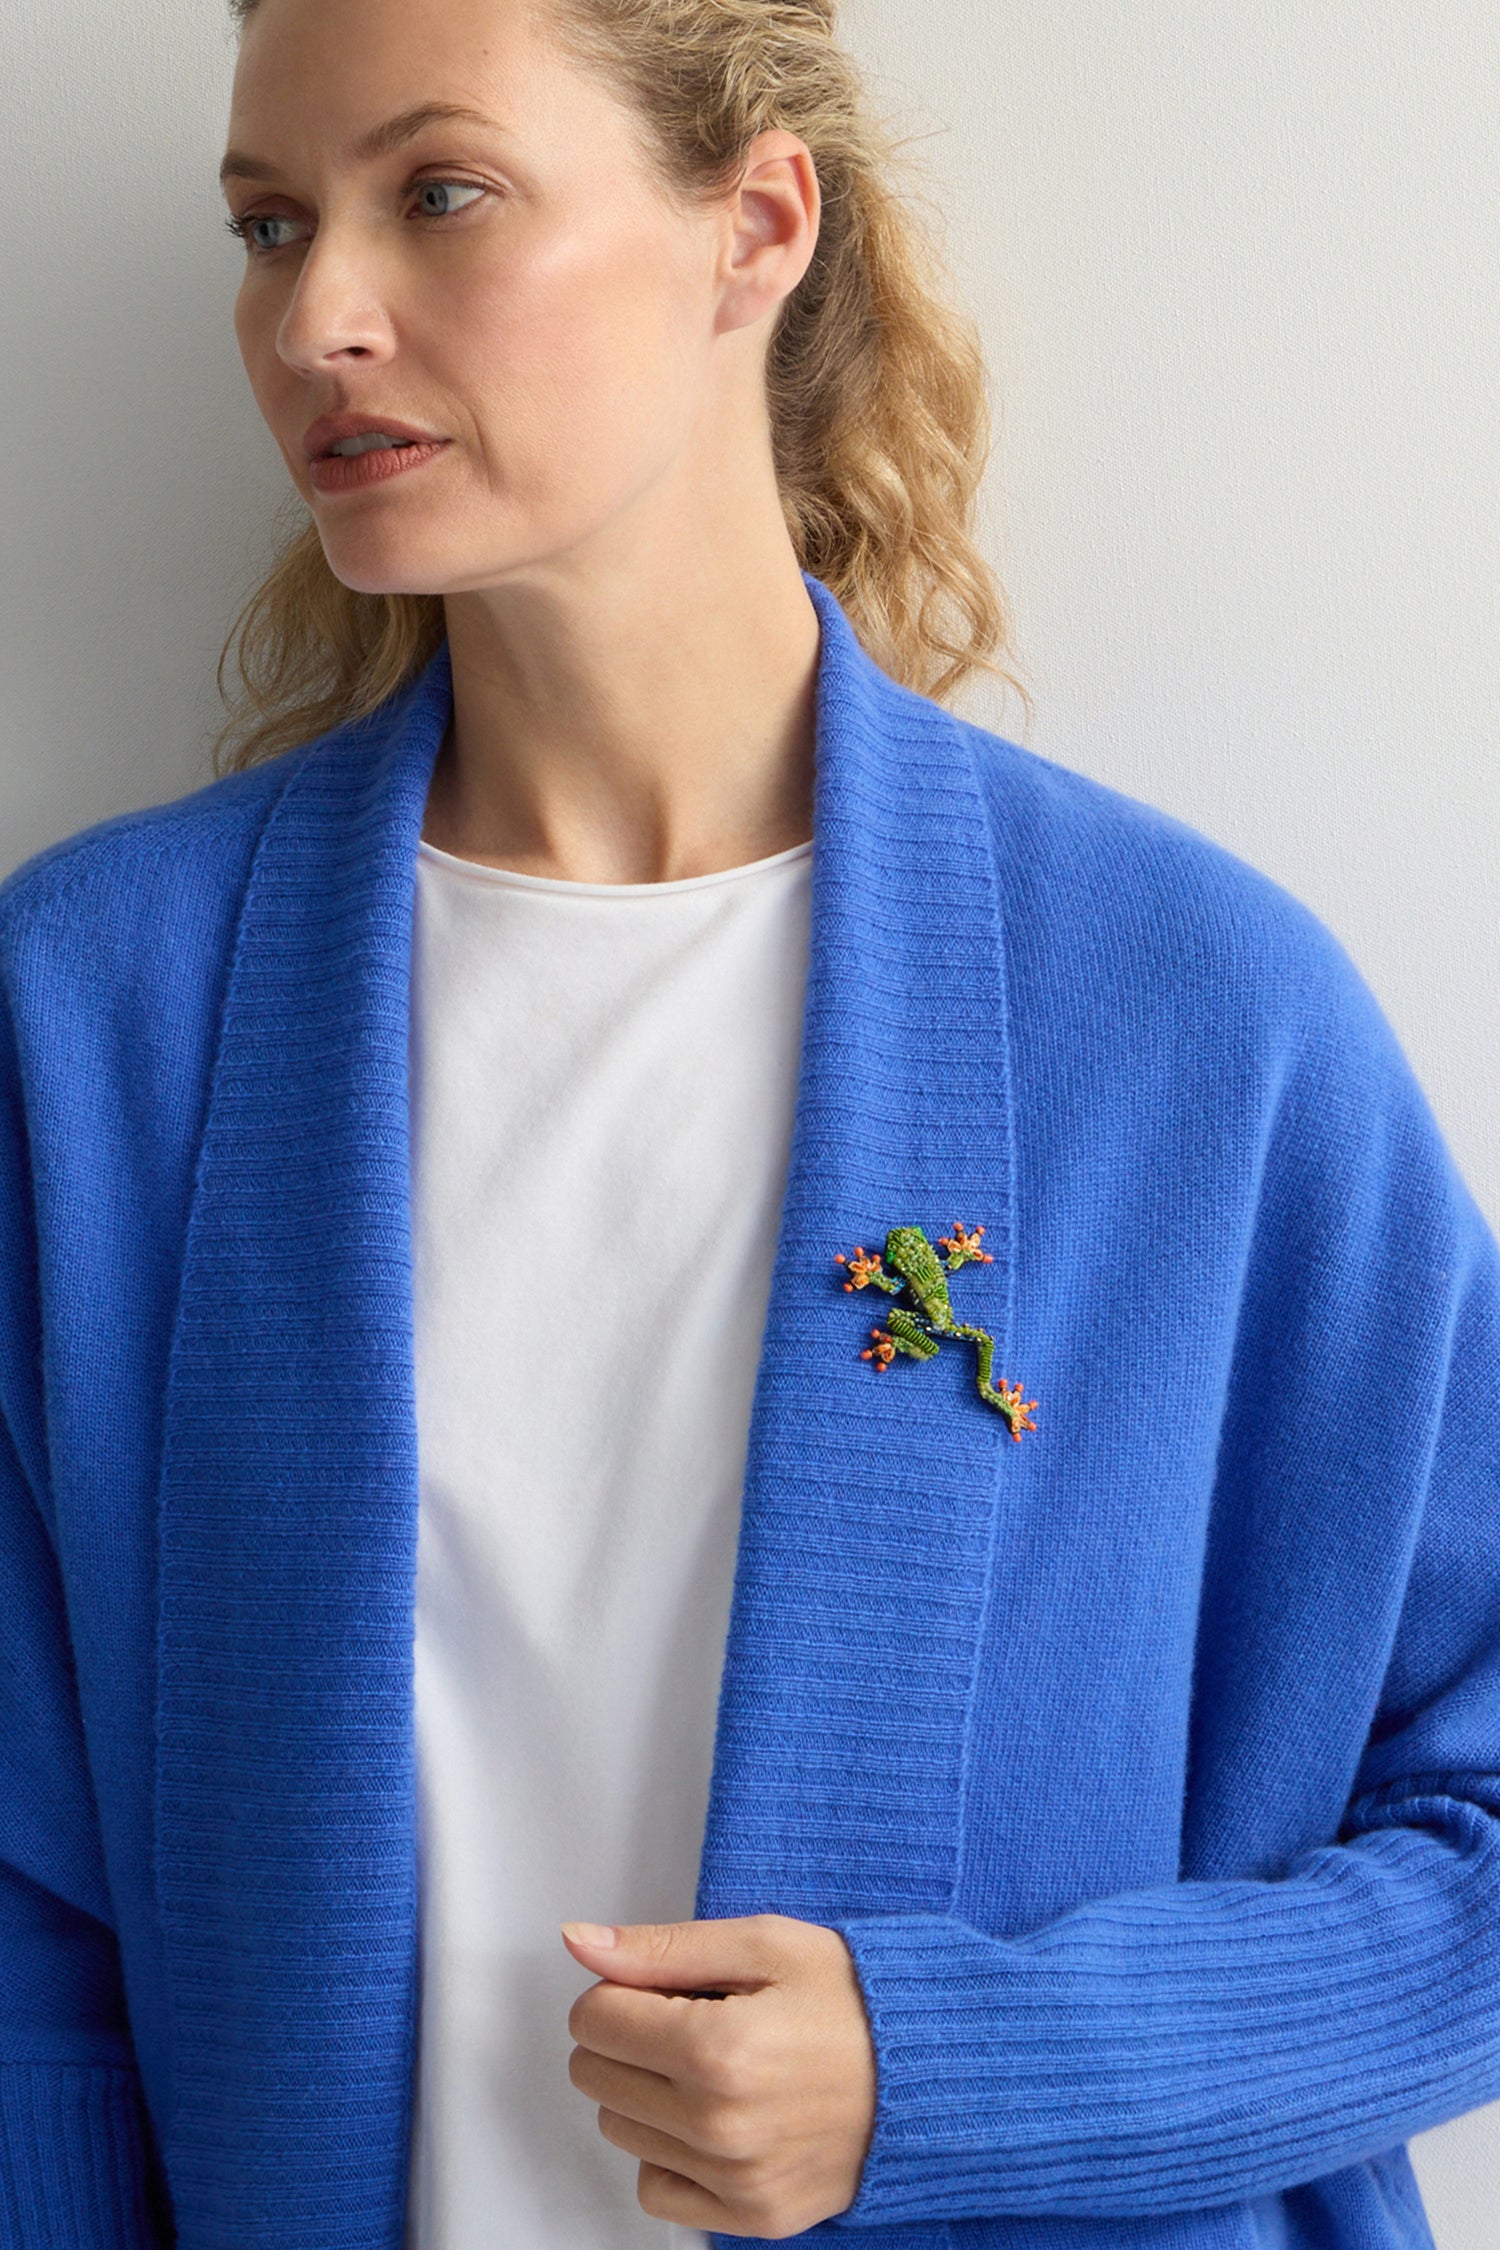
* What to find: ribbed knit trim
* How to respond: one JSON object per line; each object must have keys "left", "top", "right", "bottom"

{"left": 153, "top": 664, "right": 438, "bottom": 2248}
{"left": 825, "top": 1783, "right": 1500, "bottom": 2224}
{"left": 0, "top": 2065, "right": 160, "bottom": 2248}
{"left": 688, "top": 581, "right": 1022, "bottom": 1928}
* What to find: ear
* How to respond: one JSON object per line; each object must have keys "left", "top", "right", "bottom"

{"left": 716, "top": 128, "right": 821, "bottom": 335}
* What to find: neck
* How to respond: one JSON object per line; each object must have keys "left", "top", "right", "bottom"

{"left": 422, "top": 517, "right": 821, "bottom": 887}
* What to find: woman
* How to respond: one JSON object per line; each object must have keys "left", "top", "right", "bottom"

{"left": 1, "top": 0, "right": 1497, "bottom": 2245}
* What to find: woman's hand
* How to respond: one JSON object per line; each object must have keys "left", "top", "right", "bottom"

{"left": 561, "top": 1911, "right": 877, "bottom": 2239}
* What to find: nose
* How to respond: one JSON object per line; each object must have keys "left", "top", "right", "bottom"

{"left": 273, "top": 230, "right": 397, "bottom": 375}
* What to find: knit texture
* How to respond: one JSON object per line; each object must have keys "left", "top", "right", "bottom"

{"left": 0, "top": 2066, "right": 159, "bottom": 2247}
{"left": 0, "top": 574, "right": 1497, "bottom": 2250}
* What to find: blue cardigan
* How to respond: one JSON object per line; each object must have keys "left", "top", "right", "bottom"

{"left": 2, "top": 573, "right": 1498, "bottom": 2250}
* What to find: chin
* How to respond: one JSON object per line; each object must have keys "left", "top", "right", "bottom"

{"left": 324, "top": 562, "right": 451, "bottom": 598}
{"left": 313, "top": 530, "right": 475, "bottom": 599}
{"left": 312, "top": 493, "right": 625, "bottom": 597}
{"left": 312, "top": 508, "right": 558, "bottom": 598}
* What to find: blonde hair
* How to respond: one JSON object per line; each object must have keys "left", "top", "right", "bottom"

{"left": 214, "top": 0, "right": 1029, "bottom": 773}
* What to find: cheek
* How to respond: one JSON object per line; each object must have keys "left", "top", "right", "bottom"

{"left": 233, "top": 288, "right": 292, "bottom": 427}
{"left": 442, "top": 229, "right": 706, "bottom": 497}
{"left": 231, "top": 290, "right": 258, "bottom": 387}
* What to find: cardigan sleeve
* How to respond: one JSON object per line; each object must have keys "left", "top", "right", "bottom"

{"left": 824, "top": 918, "right": 1500, "bottom": 2226}
{"left": 0, "top": 989, "right": 165, "bottom": 2249}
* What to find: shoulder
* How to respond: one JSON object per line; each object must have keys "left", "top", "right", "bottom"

{"left": 0, "top": 752, "right": 306, "bottom": 962}
{"left": 957, "top": 716, "right": 1393, "bottom": 1072}
{"left": 0, "top": 752, "right": 318, "bottom": 1108}
{"left": 951, "top": 714, "right": 1489, "bottom": 1258}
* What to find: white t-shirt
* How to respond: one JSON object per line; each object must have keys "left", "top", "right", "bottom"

{"left": 402, "top": 829, "right": 813, "bottom": 2250}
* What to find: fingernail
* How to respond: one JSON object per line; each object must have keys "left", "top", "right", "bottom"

{"left": 561, "top": 1921, "right": 617, "bottom": 1949}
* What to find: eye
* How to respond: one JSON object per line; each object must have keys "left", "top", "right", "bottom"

{"left": 224, "top": 211, "right": 302, "bottom": 255}
{"left": 411, "top": 179, "right": 488, "bottom": 220}
{"left": 224, "top": 178, "right": 490, "bottom": 256}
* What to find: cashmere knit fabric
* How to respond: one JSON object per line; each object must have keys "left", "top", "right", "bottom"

{"left": 0, "top": 573, "right": 1497, "bottom": 2250}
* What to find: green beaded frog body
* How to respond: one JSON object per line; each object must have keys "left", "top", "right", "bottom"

{"left": 835, "top": 1221, "right": 1038, "bottom": 1441}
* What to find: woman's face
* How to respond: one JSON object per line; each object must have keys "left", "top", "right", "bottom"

{"left": 223, "top": 0, "right": 752, "bottom": 596}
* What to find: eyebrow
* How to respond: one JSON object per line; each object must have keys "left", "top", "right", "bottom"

{"left": 219, "top": 102, "right": 505, "bottom": 189}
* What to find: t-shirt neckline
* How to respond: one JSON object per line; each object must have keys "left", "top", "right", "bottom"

{"left": 415, "top": 834, "right": 813, "bottom": 898}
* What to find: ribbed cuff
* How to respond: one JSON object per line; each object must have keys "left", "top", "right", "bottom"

{"left": 825, "top": 1911, "right": 1051, "bottom": 2227}
{"left": 823, "top": 1804, "right": 1500, "bottom": 2228}
{"left": 0, "top": 2064, "right": 162, "bottom": 2249}
{"left": 825, "top": 1907, "right": 1233, "bottom": 2226}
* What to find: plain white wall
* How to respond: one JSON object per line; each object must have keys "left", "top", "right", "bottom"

{"left": 2, "top": 0, "right": 1496, "bottom": 2239}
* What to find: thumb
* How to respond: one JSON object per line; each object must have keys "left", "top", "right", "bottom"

{"left": 558, "top": 1914, "right": 772, "bottom": 1993}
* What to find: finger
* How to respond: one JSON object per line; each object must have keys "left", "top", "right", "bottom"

{"left": 559, "top": 1912, "right": 783, "bottom": 1994}
{"left": 595, "top": 2104, "right": 738, "bottom": 2205}
{"left": 636, "top": 2159, "right": 732, "bottom": 2233}
{"left": 568, "top": 1977, "right": 755, "bottom": 2078}
{"left": 568, "top": 2033, "right": 725, "bottom": 2150}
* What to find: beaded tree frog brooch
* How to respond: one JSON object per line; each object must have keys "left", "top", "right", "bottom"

{"left": 835, "top": 1221, "right": 1038, "bottom": 1441}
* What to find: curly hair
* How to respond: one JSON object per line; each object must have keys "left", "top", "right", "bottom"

{"left": 213, "top": 0, "right": 1029, "bottom": 772}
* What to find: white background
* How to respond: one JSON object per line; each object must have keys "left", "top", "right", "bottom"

{"left": 1, "top": 0, "right": 1496, "bottom": 2237}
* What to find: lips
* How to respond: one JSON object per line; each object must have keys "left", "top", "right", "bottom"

{"left": 307, "top": 437, "right": 450, "bottom": 495}
{"left": 301, "top": 413, "right": 448, "bottom": 462}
